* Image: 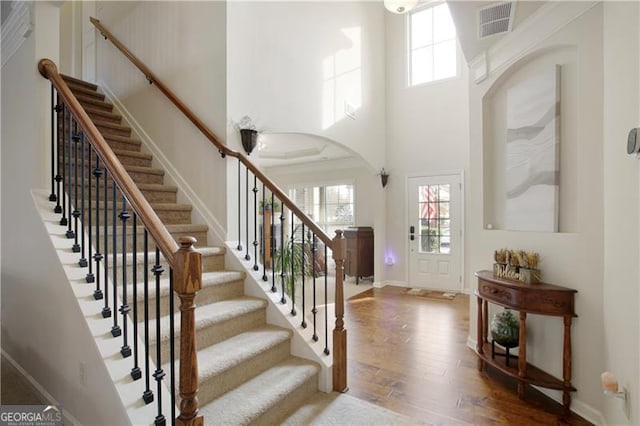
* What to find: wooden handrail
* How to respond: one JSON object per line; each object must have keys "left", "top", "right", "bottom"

{"left": 90, "top": 17, "right": 334, "bottom": 248}
{"left": 38, "top": 58, "right": 180, "bottom": 264}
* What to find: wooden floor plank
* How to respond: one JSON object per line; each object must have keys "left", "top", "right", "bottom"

{"left": 345, "top": 286, "right": 592, "bottom": 425}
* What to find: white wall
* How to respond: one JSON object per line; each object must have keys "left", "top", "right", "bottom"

{"left": 384, "top": 9, "right": 470, "bottom": 287}
{"left": 1, "top": 3, "right": 129, "bottom": 424}
{"left": 602, "top": 2, "right": 640, "bottom": 424}
{"left": 95, "top": 1, "right": 228, "bottom": 244}
{"left": 468, "top": 5, "right": 605, "bottom": 421}
{"left": 226, "top": 1, "right": 387, "bottom": 171}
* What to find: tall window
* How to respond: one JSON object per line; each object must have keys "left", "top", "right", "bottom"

{"left": 409, "top": 2, "right": 457, "bottom": 86}
{"left": 290, "top": 184, "right": 354, "bottom": 236}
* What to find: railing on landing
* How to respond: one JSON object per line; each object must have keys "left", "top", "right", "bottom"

{"left": 90, "top": 10, "right": 348, "bottom": 394}
{"left": 39, "top": 59, "right": 203, "bottom": 426}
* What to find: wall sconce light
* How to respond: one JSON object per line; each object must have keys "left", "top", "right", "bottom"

{"left": 380, "top": 168, "right": 389, "bottom": 188}
{"left": 601, "top": 372, "right": 627, "bottom": 401}
{"left": 384, "top": 0, "right": 419, "bottom": 14}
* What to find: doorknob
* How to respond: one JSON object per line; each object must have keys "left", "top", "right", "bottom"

{"left": 409, "top": 225, "right": 415, "bottom": 240}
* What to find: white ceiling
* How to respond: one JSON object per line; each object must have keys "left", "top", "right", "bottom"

{"left": 256, "top": 133, "right": 353, "bottom": 169}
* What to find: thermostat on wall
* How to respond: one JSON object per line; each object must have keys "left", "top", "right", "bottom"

{"left": 628, "top": 127, "right": 639, "bottom": 155}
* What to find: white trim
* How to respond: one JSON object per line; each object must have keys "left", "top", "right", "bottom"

{"left": 470, "top": 1, "right": 598, "bottom": 83}
{"left": 1, "top": 1, "right": 33, "bottom": 68}
{"left": 1, "top": 350, "right": 82, "bottom": 425}
{"left": 99, "top": 81, "right": 227, "bottom": 245}
{"left": 382, "top": 280, "right": 408, "bottom": 288}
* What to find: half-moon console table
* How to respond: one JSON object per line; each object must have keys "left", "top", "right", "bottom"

{"left": 474, "top": 270, "right": 577, "bottom": 413}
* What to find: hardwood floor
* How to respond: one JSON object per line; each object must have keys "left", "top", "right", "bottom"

{"left": 345, "top": 286, "right": 592, "bottom": 426}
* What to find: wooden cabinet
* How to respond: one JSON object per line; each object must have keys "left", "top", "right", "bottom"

{"left": 344, "top": 227, "right": 374, "bottom": 284}
{"left": 474, "top": 271, "right": 577, "bottom": 413}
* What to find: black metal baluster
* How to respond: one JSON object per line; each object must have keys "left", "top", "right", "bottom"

{"left": 142, "top": 231, "right": 154, "bottom": 404}
{"left": 245, "top": 168, "right": 250, "bottom": 262}
{"left": 169, "top": 268, "right": 176, "bottom": 423}
{"left": 102, "top": 168, "right": 111, "bottom": 318}
{"left": 78, "top": 133, "right": 87, "bottom": 266}
{"left": 119, "top": 195, "right": 131, "bottom": 356}
{"left": 312, "top": 234, "right": 318, "bottom": 342}
{"left": 71, "top": 124, "right": 81, "bottom": 252}
{"left": 290, "top": 211, "right": 296, "bottom": 316}
{"left": 86, "top": 144, "right": 95, "bottom": 283}
{"left": 60, "top": 104, "right": 68, "bottom": 226}
{"left": 111, "top": 183, "right": 121, "bottom": 337}
{"left": 280, "top": 207, "right": 286, "bottom": 304}
{"left": 131, "top": 213, "right": 141, "bottom": 380}
{"left": 54, "top": 94, "right": 63, "bottom": 214}
{"left": 324, "top": 245, "right": 330, "bottom": 355}
{"left": 237, "top": 160, "right": 242, "bottom": 251}
{"left": 93, "top": 157, "right": 104, "bottom": 300}
{"left": 252, "top": 175, "right": 259, "bottom": 270}
{"left": 66, "top": 112, "right": 74, "bottom": 238}
{"left": 49, "top": 84, "right": 57, "bottom": 202}
{"left": 270, "top": 192, "right": 276, "bottom": 293}
{"left": 152, "top": 248, "right": 166, "bottom": 426}
{"left": 261, "top": 184, "right": 268, "bottom": 282}
{"left": 301, "top": 223, "right": 306, "bottom": 328}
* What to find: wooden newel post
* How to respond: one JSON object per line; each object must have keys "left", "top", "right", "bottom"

{"left": 174, "top": 237, "right": 204, "bottom": 426}
{"left": 332, "top": 230, "right": 348, "bottom": 392}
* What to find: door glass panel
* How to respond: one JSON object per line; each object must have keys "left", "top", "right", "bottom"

{"left": 418, "top": 184, "right": 451, "bottom": 254}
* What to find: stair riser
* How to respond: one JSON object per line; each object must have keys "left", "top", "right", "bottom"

{"left": 127, "top": 170, "right": 164, "bottom": 185}
{"left": 65, "top": 168, "right": 163, "bottom": 186}
{"left": 81, "top": 205, "right": 191, "bottom": 225}
{"left": 255, "top": 373, "right": 319, "bottom": 426}
{"left": 131, "top": 279, "right": 244, "bottom": 319}
{"left": 68, "top": 87, "right": 105, "bottom": 101}
{"left": 55, "top": 136, "right": 141, "bottom": 153}
{"left": 62, "top": 153, "right": 151, "bottom": 168}
{"left": 152, "top": 308, "right": 267, "bottom": 366}
{"left": 86, "top": 110, "right": 122, "bottom": 125}
{"left": 95, "top": 124, "right": 131, "bottom": 138}
{"left": 198, "top": 340, "right": 291, "bottom": 406}
{"left": 101, "top": 230, "right": 207, "bottom": 252}
{"left": 105, "top": 250, "right": 225, "bottom": 277}
{"left": 64, "top": 185, "right": 176, "bottom": 203}
{"left": 76, "top": 97, "right": 113, "bottom": 112}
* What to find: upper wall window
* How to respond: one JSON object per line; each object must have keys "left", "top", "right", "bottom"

{"left": 409, "top": 2, "right": 457, "bottom": 86}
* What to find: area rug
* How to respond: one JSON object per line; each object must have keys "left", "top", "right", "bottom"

{"left": 404, "top": 288, "right": 457, "bottom": 300}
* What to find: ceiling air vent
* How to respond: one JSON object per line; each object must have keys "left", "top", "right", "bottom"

{"left": 478, "top": 1, "right": 515, "bottom": 39}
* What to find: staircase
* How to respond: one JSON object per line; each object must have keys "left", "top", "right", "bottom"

{"left": 61, "top": 74, "right": 322, "bottom": 424}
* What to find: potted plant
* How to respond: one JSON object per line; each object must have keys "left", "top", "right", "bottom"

{"left": 234, "top": 115, "right": 260, "bottom": 155}
{"left": 259, "top": 198, "right": 281, "bottom": 214}
{"left": 273, "top": 226, "right": 313, "bottom": 298}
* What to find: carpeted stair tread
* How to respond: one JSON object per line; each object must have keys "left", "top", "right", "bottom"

{"left": 75, "top": 94, "right": 114, "bottom": 111}
{"left": 199, "top": 357, "right": 319, "bottom": 426}
{"left": 66, "top": 84, "right": 105, "bottom": 100}
{"left": 83, "top": 106, "right": 122, "bottom": 123}
{"left": 111, "top": 148, "right": 152, "bottom": 161}
{"left": 104, "top": 223, "right": 207, "bottom": 235}
{"left": 152, "top": 203, "right": 191, "bottom": 211}
{"left": 101, "top": 133, "right": 142, "bottom": 147}
{"left": 148, "top": 297, "right": 268, "bottom": 344}
{"left": 93, "top": 119, "right": 131, "bottom": 133}
{"left": 130, "top": 270, "right": 245, "bottom": 301}
{"left": 61, "top": 74, "right": 97, "bottom": 91}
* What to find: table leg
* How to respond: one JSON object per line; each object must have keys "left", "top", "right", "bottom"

{"left": 483, "top": 300, "right": 489, "bottom": 343}
{"left": 476, "top": 296, "right": 484, "bottom": 371}
{"left": 518, "top": 311, "right": 527, "bottom": 398}
{"left": 563, "top": 315, "right": 572, "bottom": 412}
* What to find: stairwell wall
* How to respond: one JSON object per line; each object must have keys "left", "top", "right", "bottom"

{"left": 95, "top": 1, "right": 228, "bottom": 245}
{"left": 1, "top": 2, "right": 129, "bottom": 424}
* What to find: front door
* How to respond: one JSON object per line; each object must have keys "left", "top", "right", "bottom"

{"left": 408, "top": 173, "right": 462, "bottom": 291}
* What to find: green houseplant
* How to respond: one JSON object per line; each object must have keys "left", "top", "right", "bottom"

{"left": 273, "top": 226, "right": 313, "bottom": 297}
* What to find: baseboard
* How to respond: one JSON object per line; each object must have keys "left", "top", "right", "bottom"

{"left": 465, "top": 337, "right": 605, "bottom": 425}
{"left": 382, "top": 280, "right": 408, "bottom": 288}
{"left": 1, "top": 350, "right": 81, "bottom": 425}
{"left": 99, "top": 81, "right": 227, "bottom": 245}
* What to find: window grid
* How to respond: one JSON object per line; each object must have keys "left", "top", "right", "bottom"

{"left": 409, "top": 2, "right": 457, "bottom": 86}
{"left": 418, "top": 184, "right": 451, "bottom": 254}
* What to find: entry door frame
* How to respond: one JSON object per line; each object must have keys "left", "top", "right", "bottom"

{"left": 405, "top": 169, "right": 465, "bottom": 291}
